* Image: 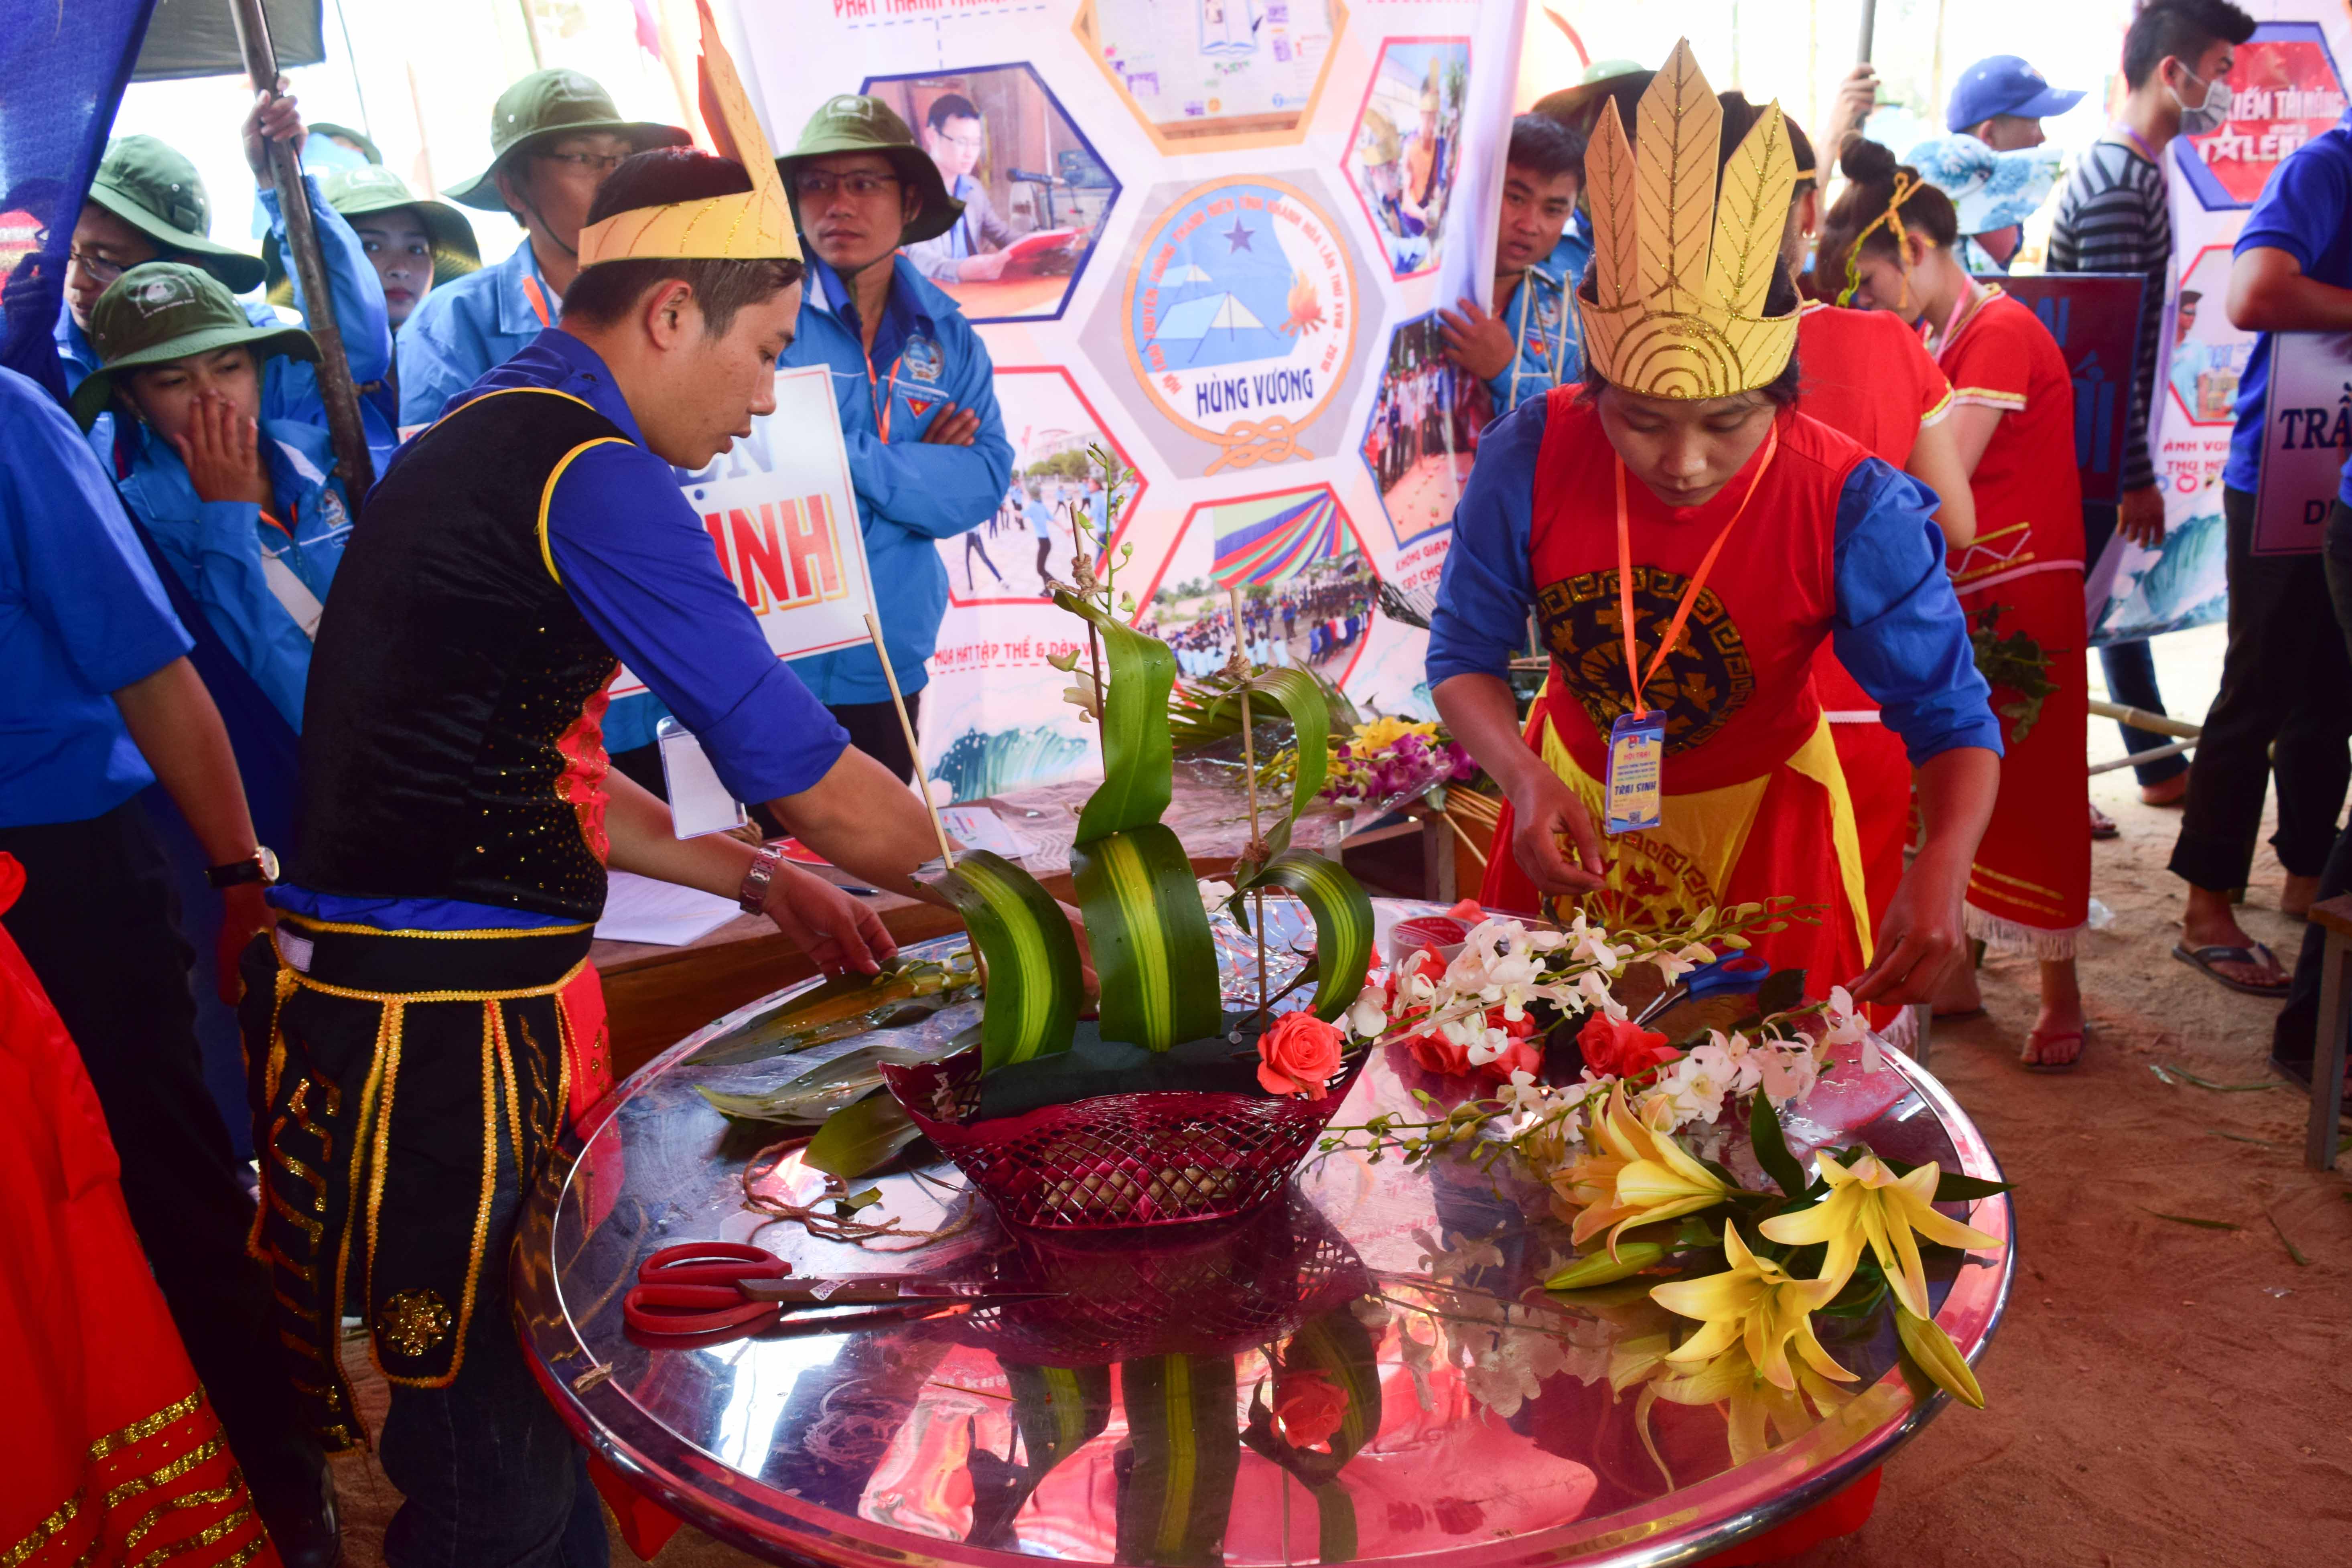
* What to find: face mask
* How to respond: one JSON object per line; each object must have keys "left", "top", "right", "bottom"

{"left": 2170, "top": 65, "right": 2231, "bottom": 137}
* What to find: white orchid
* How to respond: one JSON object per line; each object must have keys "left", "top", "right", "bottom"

{"left": 1345, "top": 984, "right": 1390, "bottom": 1040}
{"left": 1571, "top": 968, "right": 1628, "bottom": 1021}
{"left": 1195, "top": 878, "right": 1235, "bottom": 913}
{"left": 1822, "top": 985, "right": 1883, "bottom": 1071}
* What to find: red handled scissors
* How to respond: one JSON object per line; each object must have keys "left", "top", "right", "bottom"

{"left": 621, "top": 1241, "right": 1059, "bottom": 1343}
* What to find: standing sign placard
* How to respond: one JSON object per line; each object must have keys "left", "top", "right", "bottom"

{"left": 1984, "top": 274, "right": 2145, "bottom": 507}
{"left": 2251, "top": 330, "right": 2352, "bottom": 556}
{"left": 609, "top": 365, "right": 876, "bottom": 699}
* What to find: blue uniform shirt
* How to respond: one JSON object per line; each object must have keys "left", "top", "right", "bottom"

{"left": 280, "top": 329, "right": 852, "bottom": 931}
{"left": 1488, "top": 229, "right": 1593, "bottom": 415}
{"left": 784, "top": 255, "right": 1013, "bottom": 706}
{"left": 394, "top": 236, "right": 556, "bottom": 428}
{"left": 2223, "top": 110, "right": 2352, "bottom": 504}
{"left": 0, "top": 367, "right": 194, "bottom": 829}
{"left": 1427, "top": 395, "right": 2003, "bottom": 765}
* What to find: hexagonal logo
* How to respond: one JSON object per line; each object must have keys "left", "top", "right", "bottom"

{"left": 2177, "top": 22, "right": 2346, "bottom": 211}
{"left": 1074, "top": 0, "right": 1349, "bottom": 152}
{"left": 1344, "top": 37, "right": 1470, "bottom": 279}
{"left": 936, "top": 365, "right": 1147, "bottom": 606}
{"left": 1360, "top": 309, "right": 1490, "bottom": 548}
{"left": 2166, "top": 244, "right": 2249, "bottom": 427}
{"left": 1087, "top": 172, "right": 1371, "bottom": 477}
{"left": 1132, "top": 483, "right": 1379, "bottom": 687}
{"left": 858, "top": 63, "right": 1122, "bottom": 323}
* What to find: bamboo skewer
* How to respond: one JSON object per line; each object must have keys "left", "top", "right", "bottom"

{"left": 1229, "top": 588, "right": 1267, "bottom": 1018}
{"left": 866, "top": 612, "right": 954, "bottom": 871}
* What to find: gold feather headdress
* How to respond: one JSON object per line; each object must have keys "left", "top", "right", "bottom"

{"left": 575, "top": 0, "right": 799, "bottom": 268}
{"left": 1577, "top": 39, "right": 1797, "bottom": 399}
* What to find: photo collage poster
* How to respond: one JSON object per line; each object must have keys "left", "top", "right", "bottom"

{"left": 727, "top": 0, "right": 1523, "bottom": 803}
{"left": 2097, "top": 0, "right": 2352, "bottom": 644}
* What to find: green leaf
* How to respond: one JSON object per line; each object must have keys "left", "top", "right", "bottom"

{"left": 1747, "top": 1086, "right": 1808, "bottom": 1198}
{"left": 1117, "top": 1355, "right": 1240, "bottom": 1566}
{"left": 1932, "top": 1172, "right": 2015, "bottom": 1202}
{"left": 2137, "top": 1207, "right": 2240, "bottom": 1231}
{"left": 695, "top": 1037, "right": 966, "bottom": 1126}
{"left": 683, "top": 955, "right": 978, "bottom": 1066}
{"left": 1208, "top": 665, "right": 1332, "bottom": 848}
{"left": 1546, "top": 1242, "right": 1666, "bottom": 1290}
{"left": 804, "top": 1091, "right": 920, "bottom": 1179}
{"left": 922, "top": 850, "right": 1084, "bottom": 1073}
{"left": 2265, "top": 1211, "right": 2311, "bottom": 1266}
{"left": 1313, "top": 1483, "right": 1358, "bottom": 1563}
{"left": 1074, "top": 824, "right": 1223, "bottom": 1052}
{"left": 1055, "top": 590, "right": 1177, "bottom": 843}
{"left": 1234, "top": 850, "right": 1374, "bottom": 1022}
{"left": 2149, "top": 1063, "right": 2285, "bottom": 1093}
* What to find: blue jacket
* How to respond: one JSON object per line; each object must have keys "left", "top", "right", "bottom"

{"left": 114, "top": 415, "right": 352, "bottom": 732}
{"left": 57, "top": 175, "right": 392, "bottom": 467}
{"left": 785, "top": 255, "right": 1012, "bottom": 704}
{"left": 1488, "top": 230, "right": 1592, "bottom": 415}
{"left": 395, "top": 237, "right": 554, "bottom": 428}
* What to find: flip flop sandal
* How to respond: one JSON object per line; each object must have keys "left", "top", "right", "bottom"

{"left": 2171, "top": 942, "right": 2291, "bottom": 998}
{"left": 2089, "top": 803, "right": 2120, "bottom": 840}
{"left": 2021, "top": 1027, "right": 2086, "bottom": 1073}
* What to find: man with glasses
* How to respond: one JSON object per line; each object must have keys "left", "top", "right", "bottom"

{"left": 774, "top": 95, "right": 1013, "bottom": 783}
{"left": 59, "top": 85, "right": 390, "bottom": 467}
{"left": 907, "top": 92, "right": 1019, "bottom": 284}
{"left": 394, "top": 69, "right": 687, "bottom": 430}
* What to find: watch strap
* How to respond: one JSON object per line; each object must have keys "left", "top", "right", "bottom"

{"left": 737, "top": 844, "right": 785, "bottom": 915}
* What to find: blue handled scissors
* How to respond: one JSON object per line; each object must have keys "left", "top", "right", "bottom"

{"left": 1630, "top": 951, "right": 1772, "bottom": 1028}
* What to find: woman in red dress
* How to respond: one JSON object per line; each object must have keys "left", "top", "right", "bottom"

{"left": 1431, "top": 47, "right": 2001, "bottom": 1010}
{"left": 1821, "top": 137, "right": 2091, "bottom": 1069}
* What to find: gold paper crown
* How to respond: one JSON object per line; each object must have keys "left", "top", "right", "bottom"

{"left": 575, "top": 0, "right": 799, "bottom": 268}
{"left": 1577, "top": 40, "right": 1798, "bottom": 400}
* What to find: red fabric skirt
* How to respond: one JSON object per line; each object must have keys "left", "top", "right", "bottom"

{"left": 0, "top": 853, "right": 280, "bottom": 1567}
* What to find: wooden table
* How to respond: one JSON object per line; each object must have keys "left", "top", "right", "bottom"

{"left": 2305, "top": 894, "right": 2352, "bottom": 1169}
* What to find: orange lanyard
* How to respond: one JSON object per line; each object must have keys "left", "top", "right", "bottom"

{"left": 864, "top": 346, "right": 901, "bottom": 442}
{"left": 521, "top": 273, "right": 555, "bottom": 328}
{"left": 1613, "top": 424, "right": 1780, "bottom": 719}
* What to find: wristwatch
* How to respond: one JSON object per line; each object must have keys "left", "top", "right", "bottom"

{"left": 737, "top": 844, "right": 785, "bottom": 915}
{"left": 207, "top": 845, "right": 281, "bottom": 889}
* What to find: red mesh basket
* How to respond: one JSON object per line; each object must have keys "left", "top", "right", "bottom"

{"left": 880, "top": 1046, "right": 1368, "bottom": 1231}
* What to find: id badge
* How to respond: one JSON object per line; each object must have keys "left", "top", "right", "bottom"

{"left": 657, "top": 717, "right": 749, "bottom": 840}
{"left": 1604, "top": 712, "right": 1666, "bottom": 835}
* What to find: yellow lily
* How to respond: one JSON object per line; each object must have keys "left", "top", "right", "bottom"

{"left": 1556, "top": 1088, "right": 1738, "bottom": 1255}
{"left": 1649, "top": 1341, "right": 1854, "bottom": 1465}
{"left": 1650, "top": 1223, "right": 1857, "bottom": 1393}
{"left": 1756, "top": 1151, "right": 2002, "bottom": 1320}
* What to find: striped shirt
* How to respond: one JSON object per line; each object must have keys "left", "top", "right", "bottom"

{"left": 2046, "top": 136, "right": 2169, "bottom": 495}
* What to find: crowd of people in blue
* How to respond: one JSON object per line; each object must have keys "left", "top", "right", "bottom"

{"left": 10, "top": 1, "right": 2352, "bottom": 1562}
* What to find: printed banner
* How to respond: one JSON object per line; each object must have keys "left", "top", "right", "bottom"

{"left": 610, "top": 365, "right": 875, "bottom": 697}
{"left": 729, "top": 0, "right": 1522, "bottom": 802}
{"left": 1982, "top": 274, "right": 2145, "bottom": 508}
{"left": 2095, "top": 4, "right": 2352, "bottom": 645}
{"left": 2251, "top": 330, "right": 2352, "bottom": 555}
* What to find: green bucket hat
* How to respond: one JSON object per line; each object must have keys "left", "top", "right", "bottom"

{"left": 71, "top": 262, "right": 317, "bottom": 431}
{"left": 85, "top": 136, "right": 266, "bottom": 294}
{"left": 774, "top": 94, "right": 961, "bottom": 247}
{"left": 264, "top": 164, "right": 482, "bottom": 297}
{"left": 445, "top": 69, "right": 691, "bottom": 212}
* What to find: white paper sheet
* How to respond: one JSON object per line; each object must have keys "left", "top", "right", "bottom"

{"left": 594, "top": 870, "right": 743, "bottom": 947}
{"left": 938, "top": 805, "right": 1031, "bottom": 859}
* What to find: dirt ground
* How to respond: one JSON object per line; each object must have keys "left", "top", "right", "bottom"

{"left": 327, "top": 627, "right": 2352, "bottom": 1567}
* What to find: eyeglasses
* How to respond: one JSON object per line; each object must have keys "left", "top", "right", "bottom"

{"left": 539, "top": 150, "right": 631, "bottom": 176}
{"left": 942, "top": 133, "right": 984, "bottom": 153}
{"left": 67, "top": 247, "right": 134, "bottom": 286}
{"left": 792, "top": 170, "right": 901, "bottom": 201}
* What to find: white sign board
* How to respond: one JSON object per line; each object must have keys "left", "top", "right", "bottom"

{"left": 609, "top": 364, "right": 874, "bottom": 696}
{"left": 2252, "top": 329, "right": 2352, "bottom": 557}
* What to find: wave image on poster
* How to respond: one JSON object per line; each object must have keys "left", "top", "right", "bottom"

{"left": 1361, "top": 309, "right": 1485, "bottom": 547}
{"left": 1134, "top": 482, "right": 1379, "bottom": 686}
{"left": 1076, "top": 0, "right": 1342, "bottom": 147}
{"left": 938, "top": 366, "right": 1145, "bottom": 607}
{"left": 1107, "top": 174, "right": 1365, "bottom": 475}
{"left": 860, "top": 63, "right": 1120, "bottom": 325}
{"left": 1346, "top": 38, "right": 1469, "bottom": 278}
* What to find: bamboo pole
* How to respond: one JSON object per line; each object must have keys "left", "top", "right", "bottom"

{"left": 1856, "top": 0, "right": 1878, "bottom": 63}
{"left": 866, "top": 612, "right": 955, "bottom": 871}
{"left": 228, "top": 0, "right": 375, "bottom": 501}
{"left": 1229, "top": 587, "right": 1267, "bottom": 1017}
{"left": 2086, "top": 698, "right": 2200, "bottom": 739}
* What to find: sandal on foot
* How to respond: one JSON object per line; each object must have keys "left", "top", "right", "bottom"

{"left": 2089, "top": 802, "right": 2119, "bottom": 840}
{"left": 2171, "top": 942, "right": 2290, "bottom": 997}
{"left": 2021, "top": 1028, "right": 2086, "bottom": 1073}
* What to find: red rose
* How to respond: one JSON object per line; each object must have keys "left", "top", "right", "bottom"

{"left": 1259, "top": 1010, "right": 1345, "bottom": 1098}
{"left": 1577, "top": 1012, "right": 1677, "bottom": 1078}
{"left": 1271, "top": 1368, "right": 1348, "bottom": 1451}
{"left": 1407, "top": 1031, "right": 1473, "bottom": 1076}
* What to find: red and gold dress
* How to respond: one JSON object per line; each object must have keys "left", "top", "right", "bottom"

{"left": 1796, "top": 300, "right": 1958, "bottom": 938}
{"left": 0, "top": 853, "right": 279, "bottom": 1568}
{"left": 1931, "top": 286, "right": 2088, "bottom": 955}
{"left": 1481, "top": 392, "right": 1880, "bottom": 986}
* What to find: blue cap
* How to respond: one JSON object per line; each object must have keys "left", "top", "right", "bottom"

{"left": 1946, "top": 56, "right": 2086, "bottom": 132}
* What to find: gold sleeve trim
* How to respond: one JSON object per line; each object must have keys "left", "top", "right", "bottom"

{"left": 537, "top": 437, "right": 635, "bottom": 585}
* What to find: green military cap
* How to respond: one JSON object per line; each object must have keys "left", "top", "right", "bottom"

{"left": 265, "top": 164, "right": 481, "bottom": 296}
{"left": 774, "top": 94, "right": 961, "bottom": 246}
{"left": 444, "top": 69, "right": 691, "bottom": 211}
{"left": 85, "top": 136, "right": 266, "bottom": 294}
{"left": 72, "top": 262, "right": 317, "bottom": 431}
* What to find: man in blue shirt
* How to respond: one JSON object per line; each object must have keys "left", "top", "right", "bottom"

{"left": 775, "top": 95, "right": 1015, "bottom": 781}
{"left": 1438, "top": 114, "right": 1591, "bottom": 414}
{"left": 247, "top": 140, "right": 962, "bottom": 1564}
{"left": 0, "top": 365, "right": 335, "bottom": 1564}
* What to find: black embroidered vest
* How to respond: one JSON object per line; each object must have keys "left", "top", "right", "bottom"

{"left": 294, "top": 388, "right": 630, "bottom": 920}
